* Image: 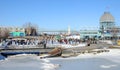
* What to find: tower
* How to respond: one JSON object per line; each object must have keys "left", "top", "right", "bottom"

{"left": 100, "top": 12, "right": 115, "bottom": 33}
{"left": 68, "top": 25, "right": 71, "bottom": 35}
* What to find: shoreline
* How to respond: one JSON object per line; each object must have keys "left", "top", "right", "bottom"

{"left": 42, "top": 48, "right": 120, "bottom": 62}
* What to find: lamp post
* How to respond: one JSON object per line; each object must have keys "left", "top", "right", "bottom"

{"left": 101, "top": 25, "right": 104, "bottom": 42}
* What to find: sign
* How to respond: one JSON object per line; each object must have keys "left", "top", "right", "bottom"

{"left": 117, "top": 40, "right": 120, "bottom": 46}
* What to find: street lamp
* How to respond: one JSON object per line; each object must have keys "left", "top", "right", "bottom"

{"left": 101, "top": 25, "right": 105, "bottom": 41}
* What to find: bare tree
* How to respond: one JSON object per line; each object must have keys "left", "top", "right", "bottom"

{"left": 0, "top": 27, "right": 10, "bottom": 39}
{"left": 24, "top": 22, "right": 38, "bottom": 36}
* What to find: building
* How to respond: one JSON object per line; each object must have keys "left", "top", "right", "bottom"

{"left": 0, "top": 26, "right": 25, "bottom": 38}
{"left": 9, "top": 27, "right": 25, "bottom": 37}
{"left": 100, "top": 12, "right": 115, "bottom": 39}
{"left": 99, "top": 12, "right": 120, "bottom": 39}
{"left": 79, "top": 29, "right": 101, "bottom": 39}
{"left": 100, "top": 12, "right": 115, "bottom": 30}
{"left": 79, "top": 11, "right": 120, "bottom": 40}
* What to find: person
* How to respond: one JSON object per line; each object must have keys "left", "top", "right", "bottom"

{"left": 2, "top": 40, "right": 9, "bottom": 49}
{"left": 43, "top": 40, "right": 47, "bottom": 49}
{"left": 87, "top": 40, "right": 90, "bottom": 46}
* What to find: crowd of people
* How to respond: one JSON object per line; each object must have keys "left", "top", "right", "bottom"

{"left": 0, "top": 35, "right": 98, "bottom": 49}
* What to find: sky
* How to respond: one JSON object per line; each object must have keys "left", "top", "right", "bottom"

{"left": 0, "top": 0, "right": 120, "bottom": 31}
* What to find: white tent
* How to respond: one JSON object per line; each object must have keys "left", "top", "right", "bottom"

{"left": 66, "top": 35, "right": 80, "bottom": 39}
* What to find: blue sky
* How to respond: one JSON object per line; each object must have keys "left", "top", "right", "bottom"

{"left": 0, "top": 0, "right": 120, "bottom": 31}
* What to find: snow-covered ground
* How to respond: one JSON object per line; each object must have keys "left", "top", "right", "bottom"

{"left": 99, "top": 40, "right": 113, "bottom": 44}
{"left": 45, "top": 49, "right": 120, "bottom": 62}
{"left": 47, "top": 43, "right": 87, "bottom": 48}
{"left": 0, "top": 49, "right": 120, "bottom": 70}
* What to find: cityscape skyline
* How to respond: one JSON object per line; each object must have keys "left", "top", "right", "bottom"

{"left": 0, "top": 0, "right": 120, "bottom": 31}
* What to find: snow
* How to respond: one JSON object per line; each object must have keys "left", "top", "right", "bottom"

{"left": 100, "top": 40, "right": 113, "bottom": 44}
{"left": 60, "top": 43, "right": 87, "bottom": 48}
{"left": 100, "top": 64, "right": 117, "bottom": 69}
{"left": 47, "top": 49, "right": 120, "bottom": 63}
{"left": 0, "top": 49, "right": 120, "bottom": 70}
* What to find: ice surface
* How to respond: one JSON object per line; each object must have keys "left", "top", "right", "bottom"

{"left": 0, "top": 49, "right": 120, "bottom": 70}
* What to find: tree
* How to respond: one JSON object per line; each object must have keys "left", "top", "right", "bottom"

{"left": 0, "top": 27, "right": 10, "bottom": 39}
{"left": 24, "top": 22, "right": 38, "bottom": 36}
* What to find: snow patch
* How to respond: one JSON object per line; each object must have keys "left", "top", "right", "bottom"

{"left": 100, "top": 64, "right": 117, "bottom": 69}
{"left": 41, "top": 59, "right": 60, "bottom": 70}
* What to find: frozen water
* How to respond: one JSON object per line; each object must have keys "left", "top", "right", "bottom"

{"left": 0, "top": 49, "right": 120, "bottom": 70}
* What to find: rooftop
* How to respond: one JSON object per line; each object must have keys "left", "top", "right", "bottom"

{"left": 100, "top": 12, "right": 115, "bottom": 23}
